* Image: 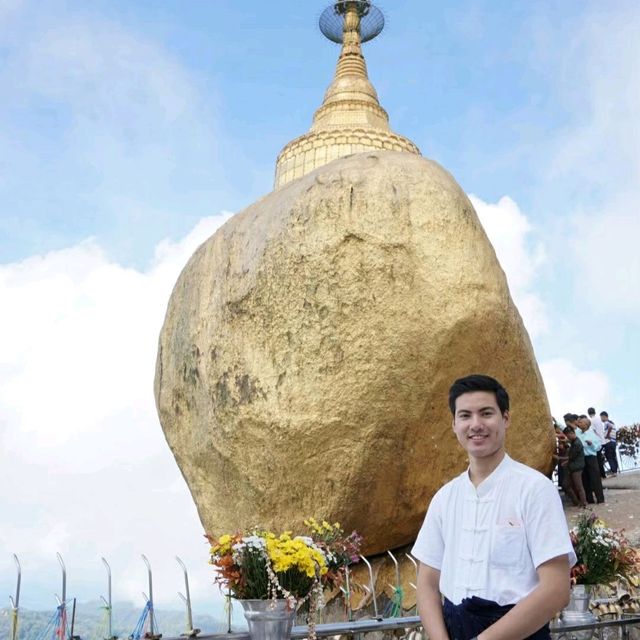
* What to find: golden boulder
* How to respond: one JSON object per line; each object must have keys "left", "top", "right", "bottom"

{"left": 154, "top": 151, "right": 554, "bottom": 554}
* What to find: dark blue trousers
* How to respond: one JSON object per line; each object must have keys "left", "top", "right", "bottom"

{"left": 443, "top": 596, "right": 551, "bottom": 640}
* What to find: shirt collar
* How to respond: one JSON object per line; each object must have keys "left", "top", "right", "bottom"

{"left": 465, "top": 453, "right": 513, "bottom": 497}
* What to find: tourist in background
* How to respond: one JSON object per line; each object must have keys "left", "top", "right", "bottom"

{"left": 576, "top": 415, "right": 605, "bottom": 504}
{"left": 554, "top": 418, "right": 568, "bottom": 491}
{"left": 562, "top": 426, "right": 587, "bottom": 507}
{"left": 601, "top": 411, "right": 619, "bottom": 476}
{"left": 588, "top": 407, "right": 607, "bottom": 478}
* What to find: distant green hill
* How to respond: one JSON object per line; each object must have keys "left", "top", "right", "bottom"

{"left": 0, "top": 601, "right": 228, "bottom": 640}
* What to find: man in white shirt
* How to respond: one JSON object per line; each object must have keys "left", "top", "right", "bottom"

{"left": 600, "top": 411, "right": 618, "bottom": 476}
{"left": 413, "top": 374, "right": 575, "bottom": 640}
{"left": 587, "top": 408, "right": 607, "bottom": 478}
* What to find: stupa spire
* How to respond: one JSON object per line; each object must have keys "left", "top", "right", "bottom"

{"left": 274, "top": 1, "right": 420, "bottom": 189}
{"left": 312, "top": 1, "right": 387, "bottom": 131}
{"left": 333, "top": 2, "right": 368, "bottom": 79}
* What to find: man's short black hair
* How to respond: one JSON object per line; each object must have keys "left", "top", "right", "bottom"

{"left": 588, "top": 407, "right": 596, "bottom": 416}
{"left": 448, "top": 374, "right": 509, "bottom": 415}
{"left": 579, "top": 414, "right": 588, "bottom": 420}
{"left": 563, "top": 426, "right": 575, "bottom": 435}
{"left": 563, "top": 413, "right": 574, "bottom": 423}
{"left": 600, "top": 411, "right": 609, "bottom": 418}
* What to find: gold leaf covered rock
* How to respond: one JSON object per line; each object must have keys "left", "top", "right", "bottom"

{"left": 154, "top": 151, "right": 554, "bottom": 554}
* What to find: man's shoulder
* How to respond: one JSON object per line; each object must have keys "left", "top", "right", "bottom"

{"left": 432, "top": 470, "right": 467, "bottom": 500}
{"left": 505, "top": 456, "right": 555, "bottom": 490}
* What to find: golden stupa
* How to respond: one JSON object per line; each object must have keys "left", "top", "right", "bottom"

{"left": 155, "top": 0, "right": 553, "bottom": 558}
{"left": 274, "top": 1, "right": 420, "bottom": 188}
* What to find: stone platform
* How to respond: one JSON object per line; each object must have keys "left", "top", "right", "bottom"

{"left": 563, "top": 468, "right": 640, "bottom": 545}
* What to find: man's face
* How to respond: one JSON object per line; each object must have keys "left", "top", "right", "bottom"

{"left": 578, "top": 418, "right": 589, "bottom": 431}
{"left": 452, "top": 391, "right": 510, "bottom": 460}
{"left": 566, "top": 430, "right": 577, "bottom": 442}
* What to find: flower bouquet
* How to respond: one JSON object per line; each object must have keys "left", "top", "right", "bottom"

{"left": 566, "top": 513, "right": 640, "bottom": 624}
{"left": 207, "top": 518, "right": 362, "bottom": 640}
{"left": 570, "top": 512, "right": 640, "bottom": 586}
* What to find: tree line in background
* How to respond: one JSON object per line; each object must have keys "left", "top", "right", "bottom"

{"left": 618, "top": 424, "right": 640, "bottom": 462}
{"left": 0, "top": 601, "right": 225, "bottom": 640}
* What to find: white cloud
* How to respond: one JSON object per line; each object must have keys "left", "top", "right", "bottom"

{"left": 0, "top": 0, "right": 21, "bottom": 19}
{"left": 468, "top": 195, "right": 614, "bottom": 418}
{"left": 539, "top": 358, "right": 611, "bottom": 421}
{"left": 470, "top": 194, "right": 549, "bottom": 337}
{"left": 569, "top": 206, "right": 640, "bottom": 314}
{"left": 0, "top": 214, "right": 231, "bottom": 608}
{"left": 20, "top": 18, "right": 202, "bottom": 159}
{"left": 0, "top": 4, "right": 223, "bottom": 262}
{"left": 545, "top": 4, "right": 640, "bottom": 188}
{"left": 533, "top": 2, "right": 640, "bottom": 315}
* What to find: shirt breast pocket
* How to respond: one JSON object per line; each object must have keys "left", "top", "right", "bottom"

{"left": 490, "top": 525, "right": 527, "bottom": 567}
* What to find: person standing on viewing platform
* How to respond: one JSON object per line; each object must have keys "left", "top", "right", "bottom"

{"left": 553, "top": 419, "right": 569, "bottom": 492}
{"left": 561, "top": 426, "right": 587, "bottom": 507}
{"left": 576, "top": 415, "right": 605, "bottom": 504}
{"left": 413, "top": 374, "right": 575, "bottom": 640}
{"left": 587, "top": 407, "right": 607, "bottom": 479}
{"left": 600, "top": 411, "right": 619, "bottom": 476}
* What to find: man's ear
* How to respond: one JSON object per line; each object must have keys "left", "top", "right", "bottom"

{"left": 503, "top": 410, "right": 511, "bottom": 429}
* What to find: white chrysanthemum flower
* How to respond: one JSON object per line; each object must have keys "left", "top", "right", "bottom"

{"left": 244, "top": 535, "right": 267, "bottom": 549}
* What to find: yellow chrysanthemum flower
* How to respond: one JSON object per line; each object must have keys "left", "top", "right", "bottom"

{"left": 211, "top": 533, "right": 234, "bottom": 555}
{"left": 265, "top": 533, "right": 327, "bottom": 578}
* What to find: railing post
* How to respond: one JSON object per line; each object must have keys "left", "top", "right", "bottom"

{"left": 9, "top": 554, "right": 21, "bottom": 640}
{"left": 358, "top": 555, "right": 381, "bottom": 620}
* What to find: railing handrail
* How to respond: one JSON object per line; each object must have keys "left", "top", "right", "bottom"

{"left": 152, "top": 612, "right": 640, "bottom": 640}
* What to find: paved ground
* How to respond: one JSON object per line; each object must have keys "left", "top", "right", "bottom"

{"left": 562, "top": 468, "right": 640, "bottom": 544}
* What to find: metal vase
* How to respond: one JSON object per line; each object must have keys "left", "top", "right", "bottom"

{"left": 566, "top": 584, "right": 591, "bottom": 612}
{"left": 240, "top": 599, "right": 296, "bottom": 640}
{"left": 558, "top": 585, "right": 596, "bottom": 640}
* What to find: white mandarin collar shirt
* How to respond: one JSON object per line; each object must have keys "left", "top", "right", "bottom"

{"left": 590, "top": 417, "right": 606, "bottom": 443}
{"left": 412, "top": 454, "right": 576, "bottom": 606}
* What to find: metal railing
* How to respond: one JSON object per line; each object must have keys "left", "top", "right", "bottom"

{"left": 150, "top": 613, "right": 640, "bottom": 640}
{"left": 618, "top": 453, "right": 640, "bottom": 473}
{"left": 8, "top": 550, "right": 640, "bottom": 640}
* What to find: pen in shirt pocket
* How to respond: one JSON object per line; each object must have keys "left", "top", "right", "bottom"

{"left": 498, "top": 517, "right": 523, "bottom": 527}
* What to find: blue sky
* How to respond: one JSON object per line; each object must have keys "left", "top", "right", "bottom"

{"left": 0, "top": 0, "right": 638, "bottom": 615}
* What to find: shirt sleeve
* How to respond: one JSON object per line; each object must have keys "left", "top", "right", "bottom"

{"left": 524, "top": 477, "right": 577, "bottom": 569}
{"left": 411, "top": 486, "right": 445, "bottom": 570}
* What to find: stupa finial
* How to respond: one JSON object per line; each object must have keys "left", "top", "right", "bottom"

{"left": 274, "top": 1, "right": 420, "bottom": 189}
{"left": 319, "top": 0, "right": 384, "bottom": 45}
{"left": 334, "top": 6, "right": 366, "bottom": 76}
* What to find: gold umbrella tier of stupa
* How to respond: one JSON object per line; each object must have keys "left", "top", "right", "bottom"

{"left": 274, "top": 0, "right": 420, "bottom": 188}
